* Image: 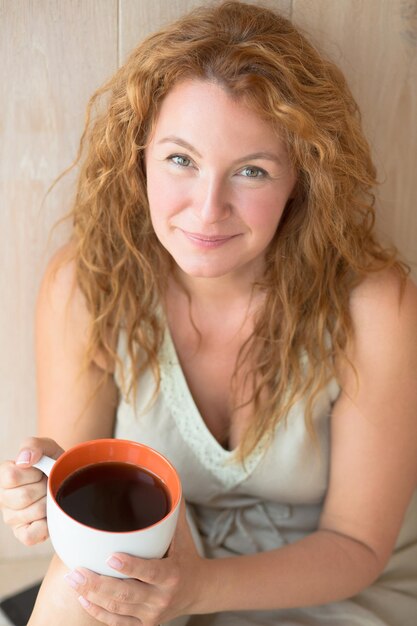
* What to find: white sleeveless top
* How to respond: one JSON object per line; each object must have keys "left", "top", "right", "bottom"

{"left": 114, "top": 329, "right": 417, "bottom": 626}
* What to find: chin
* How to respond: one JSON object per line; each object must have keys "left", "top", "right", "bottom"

{"left": 175, "top": 258, "right": 237, "bottom": 279}
{"left": 181, "top": 266, "right": 231, "bottom": 279}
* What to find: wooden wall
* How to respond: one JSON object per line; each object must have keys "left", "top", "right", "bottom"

{"left": 0, "top": 0, "right": 416, "bottom": 563}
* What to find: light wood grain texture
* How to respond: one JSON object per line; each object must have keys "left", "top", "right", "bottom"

{"left": 0, "top": 0, "right": 118, "bottom": 561}
{"left": 293, "top": 0, "right": 417, "bottom": 277}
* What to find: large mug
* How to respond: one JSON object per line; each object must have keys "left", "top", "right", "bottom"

{"left": 34, "top": 438, "right": 182, "bottom": 578}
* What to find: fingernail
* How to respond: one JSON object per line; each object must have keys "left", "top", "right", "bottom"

{"left": 15, "top": 450, "right": 31, "bottom": 465}
{"left": 106, "top": 555, "right": 123, "bottom": 570}
{"left": 78, "top": 595, "right": 90, "bottom": 608}
{"left": 64, "top": 570, "right": 86, "bottom": 588}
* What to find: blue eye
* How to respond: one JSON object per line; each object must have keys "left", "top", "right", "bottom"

{"left": 170, "top": 154, "right": 192, "bottom": 167}
{"left": 240, "top": 166, "right": 267, "bottom": 178}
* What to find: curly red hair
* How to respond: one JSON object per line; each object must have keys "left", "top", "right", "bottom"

{"left": 60, "top": 1, "right": 406, "bottom": 458}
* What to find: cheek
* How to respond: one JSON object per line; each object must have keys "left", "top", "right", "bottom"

{"left": 146, "top": 182, "right": 165, "bottom": 235}
{"left": 147, "top": 176, "right": 174, "bottom": 225}
{"left": 146, "top": 164, "right": 162, "bottom": 200}
{"left": 147, "top": 167, "right": 187, "bottom": 218}
{"left": 238, "top": 190, "right": 288, "bottom": 233}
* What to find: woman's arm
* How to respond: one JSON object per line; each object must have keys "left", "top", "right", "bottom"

{"left": 35, "top": 245, "right": 118, "bottom": 446}
{"left": 192, "top": 270, "right": 417, "bottom": 613}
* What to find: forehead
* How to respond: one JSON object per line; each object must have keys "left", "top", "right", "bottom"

{"left": 149, "top": 79, "right": 288, "bottom": 154}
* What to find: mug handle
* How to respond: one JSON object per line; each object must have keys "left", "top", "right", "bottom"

{"left": 33, "top": 455, "right": 56, "bottom": 477}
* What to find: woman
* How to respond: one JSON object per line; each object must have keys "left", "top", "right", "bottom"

{"left": 1, "top": 2, "right": 416, "bottom": 624}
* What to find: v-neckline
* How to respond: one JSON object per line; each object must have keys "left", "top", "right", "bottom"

{"left": 159, "top": 327, "right": 268, "bottom": 489}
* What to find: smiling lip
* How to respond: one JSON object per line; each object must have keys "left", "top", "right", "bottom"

{"left": 181, "top": 230, "right": 238, "bottom": 248}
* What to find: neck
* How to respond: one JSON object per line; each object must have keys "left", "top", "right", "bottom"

{"left": 172, "top": 261, "right": 265, "bottom": 311}
{"left": 167, "top": 274, "right": 265, "bottom": 346}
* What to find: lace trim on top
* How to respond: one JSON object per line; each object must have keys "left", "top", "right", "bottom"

{"left": 159, "top": 328, "right": 268, "bottom": 490}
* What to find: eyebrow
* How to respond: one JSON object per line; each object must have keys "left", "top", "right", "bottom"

{"left": 156, "top": 135, "right": 285, "bottom": 165}
{"left": 157, "top": 136, "right": 202, "bottom": 158}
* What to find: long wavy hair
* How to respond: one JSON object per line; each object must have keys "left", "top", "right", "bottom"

{"left": 66, "top": 0, "right": 406, "bottom": 459}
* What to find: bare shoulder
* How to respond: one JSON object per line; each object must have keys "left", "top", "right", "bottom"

{"left": 338, "top": 267, "right": 417, "bottom": 424}
{"left": 37, "top": 243, "right": 115, "bottom": 372}
{"left": 37, "top": 242, "right": 86, "bottom": 322}
{"left": 348, "top": 268, "right": 417, "bottom": 356}
{"left": 338, "top": 270, "right": 417, "bottom": 412}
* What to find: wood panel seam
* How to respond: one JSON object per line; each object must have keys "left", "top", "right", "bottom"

{"left": 117, "top": 0, "right": 121, "bottom": 68}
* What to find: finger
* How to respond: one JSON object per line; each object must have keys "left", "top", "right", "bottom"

{"left": 1, "top": 477, "right": 46, "bottom": 509}
{"left": 2, "top": 494, "right": 46, "bottom": 526}
{"left": 13, "top": 519, "right": 49, "bottom": 546}
{"left": 106, "top": 554, "right": 166, "bottom": 585}
{"left": 15, "top": 437, "right": 64, "bottom": 467}
{"left": 65, "top": 569, "right": 145, "bottom": 606}
{"left": 77, "top": 595, "right": 141, "bottom": 625}
{"left": 0, "top": 461, "right": 45, "bottom": 489}
{"left": 64, "top": 570, "right": 144, "bottom": 621}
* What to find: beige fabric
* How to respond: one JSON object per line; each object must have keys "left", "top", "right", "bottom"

{"left": 114, "top": 329, "right": 417, "bottom": 625}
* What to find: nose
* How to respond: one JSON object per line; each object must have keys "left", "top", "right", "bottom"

{"left": 194, "top": 175, "right": 232, "bottom": 224}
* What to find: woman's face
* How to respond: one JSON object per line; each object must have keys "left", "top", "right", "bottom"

{"left": 145, "top": 79, "right": 296, "bottom": 282}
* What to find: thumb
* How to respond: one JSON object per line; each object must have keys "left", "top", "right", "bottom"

{"left": 15, "top": 437, "right": 64, "bottom": 466}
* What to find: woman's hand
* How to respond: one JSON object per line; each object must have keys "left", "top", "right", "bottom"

{"left": 64, "top": 500, "right": 209, "bottom": 626}
{"left": 0, "top": 437, "right": 64, "bottom": 546}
